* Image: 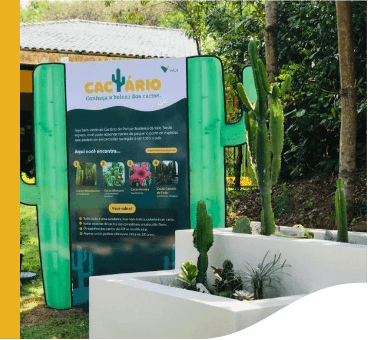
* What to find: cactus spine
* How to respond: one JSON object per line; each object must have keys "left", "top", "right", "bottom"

{"left": 237, "top": 40, "right": 290, "bottom": 236}
{"left": 335, "top": 178, "right": 349, "bottom": 243}
{"left": 112, "top": 68, "right": 126, "bottom": 92}
{"left": 193, "top": 201, "right": 214, "bottom": 286}
{"left": 71, "top": 247, "right": 93, "bottom": 289}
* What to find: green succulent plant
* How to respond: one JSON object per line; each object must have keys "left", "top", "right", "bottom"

{"left": 176, "top": 260, "right": 198, "bottom": 290}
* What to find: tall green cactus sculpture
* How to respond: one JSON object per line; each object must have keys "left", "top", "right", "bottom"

{"left": 335, "top": 178, "right": 349, "bottom": 243}
{"left": 193, "top": 201, "right": 214, "bottom": 286}
{"left": 187, "top": 57, "right": 247, "bottom": 229}
{"left": 20, "top": 64, "right": 71, "bottom": 309}
{"left": 237, "top": 41, "right": 290, "bottom": 235}
{"left": 112, "top": 68, "right": 126, "bottom": 92}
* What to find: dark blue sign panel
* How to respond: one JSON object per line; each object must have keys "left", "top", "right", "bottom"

{"left": 65, "top": 58, "right": 189, "bottom": 308}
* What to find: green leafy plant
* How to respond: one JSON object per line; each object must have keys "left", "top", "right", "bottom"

{"left": 212, "top": 260, "right": 243, "bottom": 298}
{"left": 176, "top": 260, "right": 198, "bottom": 290}
{"left": 335, "top": 178, "right": 349, "bottom": 243}
{"left": 193, "top": 201, "right": 214, "bottom": 286}
{"left": 242, "top": 251, "right": 291, "bottom": 300}
{"left": 237, "top": 40, "right": 291, "bottom": 236}
{"left": 233, "top": 216, "right": 251, "bottom": 234}
{"left": 274, "top": 183, "right": 291, "bottom": 217}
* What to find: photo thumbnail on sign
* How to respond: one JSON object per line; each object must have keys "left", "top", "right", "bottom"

{"left": 102, "top": 162, "right": 125, "bottom": 186}
{"left": 129, "top": 162, "right": 152, "bottom": 187}
{"left": 155, "top": 161, "right": 178, "bottom": 185}
{"left": 75, "top": 162, "right": 97, "bottom": 186}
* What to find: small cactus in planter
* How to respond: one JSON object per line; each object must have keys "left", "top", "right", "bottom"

{"left": 212, "top": 260, "right": 243, "bottom": 298}
{"left": 176, "top": 260, "right": 198, "bottom": 290}
{"left": 237, "top": 40, "right": 291, "bottom": 236}
{"left": 335, "top": 178, "right": 349, "bottom": 243}
{"left": 233, "top": 216, "right": 251, "bottom": 234}
{"left": 193, "top": 201, "right": 214, "bottom": 287}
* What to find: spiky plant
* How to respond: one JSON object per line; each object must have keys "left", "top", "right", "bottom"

{"left": 241, "top": 251, "right": 291, "bottom": 300}
{"left": 237, "top": 40, "right": 291, "bottom": 235}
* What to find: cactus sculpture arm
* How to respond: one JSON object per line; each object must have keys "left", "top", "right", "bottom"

{"left": 193, "top": 201, "right": 214, "bottom": 286}
{"left": 112, "top": 68, "right": 126, "bottom": 92}
{"left": 335, "top": 178, "right": 349, "bottom": 243}
{"left": 237, "top": 40, "right": 291, "bottom": 236}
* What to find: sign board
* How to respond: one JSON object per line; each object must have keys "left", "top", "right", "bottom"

{"left": 20, "top": 57, "right": 248, "bottom": 309}
{"left": 65, "top": 59, "right": 189, "bottom": 306}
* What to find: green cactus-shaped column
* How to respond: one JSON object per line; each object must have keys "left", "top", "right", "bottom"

{"left": 335, "top": 178, "right": 349, "bottom": 243}
{"left": 193, "top": 201, "right": 213, "bottom": 286}
{"left": 237, "top": 41, "right": 290, "bottom": 235}
{"left": 112, "top": 68, "right": 126, "bottom": 92}
{"left": 188, "top": 57, "right": 246, "bottom": 229}
{"left": 71, "top": 247, "right": 93, "bottom": 306}
{"left": 20, "top": 64, "right": 71, "bottom": 309}
{"left": 72, "top": 247, "right": 93, "bottom": 288}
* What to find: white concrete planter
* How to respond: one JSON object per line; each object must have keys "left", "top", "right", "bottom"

{"left": 90, "top": 229, "right": 367, "bottom": 339}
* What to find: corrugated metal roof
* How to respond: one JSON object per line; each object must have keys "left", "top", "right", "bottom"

{"left": 20, "top": 20, "right": 198, "bottom": 58}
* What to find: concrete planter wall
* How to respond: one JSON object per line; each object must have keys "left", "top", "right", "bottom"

{"left": 90, "top": 229, "right": 366, "bottom": 339}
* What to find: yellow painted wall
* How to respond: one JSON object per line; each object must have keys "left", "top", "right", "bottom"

{"left": 20, "top": 70, "right": 32, "bottom": 93}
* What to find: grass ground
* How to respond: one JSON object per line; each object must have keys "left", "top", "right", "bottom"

{"left": 20, "top": 204, "right": 89, "bottom": 339}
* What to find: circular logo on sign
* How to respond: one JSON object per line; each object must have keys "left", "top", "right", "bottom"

{"left": 127, "top": 160, "right": 134, "bottom": 167}
{"left": 100, "top": 160, "right": 107, "bottom": 167}
{"left": 152, "top": 159, "right": 160, "bottom": 167}
{"left": 73, "top": 161, "right": 80, "bottom": 168}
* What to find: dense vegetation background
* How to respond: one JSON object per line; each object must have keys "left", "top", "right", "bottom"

{"left": 21, "top": 0, "right": 367, "bottom": 180}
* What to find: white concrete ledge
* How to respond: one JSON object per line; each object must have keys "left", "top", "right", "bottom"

{"left": 89, "top": 228, "right": 366, "bottom": 339}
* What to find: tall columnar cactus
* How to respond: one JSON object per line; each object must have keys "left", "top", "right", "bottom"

{"left": 193, "top": 201, "right": 214, "bottom": 286}
{"left": 71, "top": 247, "right": 94, "bottom": 288}
{"left": 335, "top": 178, "right": 349, "bottom": 243}
{"left": 237, "top": 40, "right": 291, "bottom": 236}
{"left": 112, "top": 68, "right": 126, "bottom": 92}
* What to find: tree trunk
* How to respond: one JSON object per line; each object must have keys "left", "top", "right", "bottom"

{"left": 234, "top": 145, "right": 243, "bottom": 190}
{"left": 264, "top": 1, "right": 278, "bottom": 83}
{"left": 336, "top": 1, "right": 357, "bottom": 220}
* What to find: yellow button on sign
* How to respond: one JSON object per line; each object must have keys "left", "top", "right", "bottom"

{"left": 145, "top": 148, "right": 177, "bottom": 154}
{"left": 109, "top": 204, "right": 136, "bottom": 214}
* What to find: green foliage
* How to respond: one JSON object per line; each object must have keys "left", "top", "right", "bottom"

{"left": 242, "top": 251, "right": 291, "bottom": 300}
{"left": 176, "top": 260, "right": 198, "bottom": 290}
{"left": 158, "top": 11, "right": 190, "bottom": 30}
{"left": 274, "top": 183, "right": 291, "bottom": 217}
{"left": 193, "top": 201, "right": 214, "bottom": 286}
{"left": 20, "top": 1, "right": 49, "bottom": 22}
{"left": 335, "top": 178, "right": 349, "bottom": 243}
{"left": 237, "top": 40, "right": 290, "bottom": 235}
{"left": 277, "top": 1, "right": 367, "bottom": 179}
{"left": 212, "top": 260, "right": 242, "bottom": 298}
{"left": 233, "top": 216, "right": 251, "bottom": 234}
{"left": 41, "top": 0, "right": 173, "bottom": 26}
